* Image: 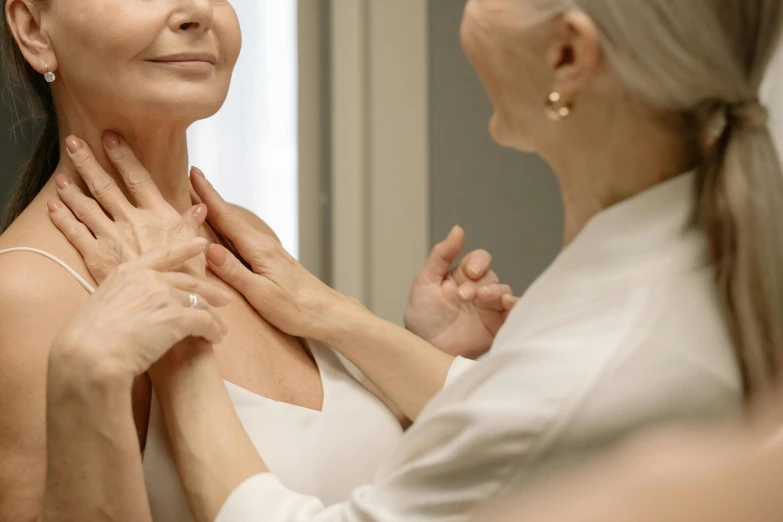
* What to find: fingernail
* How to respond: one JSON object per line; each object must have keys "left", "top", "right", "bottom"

{"left": 47, "top": 200, "right": 62, "bottom": 212}
{"left": 65, "top": 136, "right": 82, "bottom": 154}
{"left": 206, "top": 244, "right": 227, "bottom": 267}
{"left": 103, "top": 131, "right": 120, "bottom": 150}
{"left": 219, "top": 289, "right": 233, "bottom": 302}
{"left": 192, "top": 237, "right": 209, "bottom": 247}
{"left": 55, "top": 174, "right": 71, "bottom": 189}
{"left": 191, "top": 167, "right": 206, "bottom": 179}
{"left": 192, "top": 204, "right": 207, "bottom": 219}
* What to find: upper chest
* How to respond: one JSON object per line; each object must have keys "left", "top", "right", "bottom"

{"left": 204, "top": 270, "right": 324, "bottom": 410}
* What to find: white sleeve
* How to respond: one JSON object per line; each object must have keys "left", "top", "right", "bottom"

{"left": 443, "top": 356, "right": 476, "bottom": 388}
{"left": 214, "top": 349, "right": 580, "bottom": 522}
{"left": 215, "top": 402, "right": 522, "bottom": 522}
{"left": 215, "top": 474, "right": 328, "bottom": 522}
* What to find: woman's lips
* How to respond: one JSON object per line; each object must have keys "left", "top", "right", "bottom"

{"left": 149, "top": 53, "right": 218, "bottom": 65}
{"left": 147, "top": 53, "right": 218, "bottom": 71}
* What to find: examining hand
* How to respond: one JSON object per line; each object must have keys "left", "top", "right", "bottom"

{"left": 188, "top": 168, "right": 360, "bottom": 342}
{"left": 191, "top": 169, "right": 457, "bottom": 421}
{"left": 405, "top": 226, "right": 518, "bottom": 359}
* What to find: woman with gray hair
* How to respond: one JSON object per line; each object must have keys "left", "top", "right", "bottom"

{"left": 40, "top": 0, "right": 783, "bottom": 520}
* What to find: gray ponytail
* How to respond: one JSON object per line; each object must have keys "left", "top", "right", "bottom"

{"left": 528, "top": 0, "right": 783, "bottom": 397}
{"left": 697, "top": 102, "right": 783, "bottom": 395}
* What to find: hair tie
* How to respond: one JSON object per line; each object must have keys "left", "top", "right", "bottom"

{"left": 701, "top": 98, "right": 769, "bottom": 152}
{"left": 728, "top": 99, "right": 769, "bottom": 131}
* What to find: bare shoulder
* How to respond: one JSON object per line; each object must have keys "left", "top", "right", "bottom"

{"left": 0, "top": 196, "right": 98, "bottom": 383}
{"left": 0, "top": 249, "right": 93, "bottom": 337}
{"left": 229, "top": 204, "right": 281, "bottom": 244}
{"left": 0, "top": 195, "right": 108, "bottom": 517}
{"left": 0, "top": 248, "right": 94, "bottom": 403}
{"left": 0, "top": 250, "right": 93, "bottom": 519}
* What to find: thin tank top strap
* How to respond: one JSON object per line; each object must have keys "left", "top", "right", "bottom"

{"left": 0, "top": 248, "right": 96, "bottom": 294}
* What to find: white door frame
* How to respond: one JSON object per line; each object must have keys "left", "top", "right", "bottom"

{"left": 297, "top": 0, "right": 330, "bottom": 281}
{"left": 329, "top": 0, "right": 430, "bottom": 323}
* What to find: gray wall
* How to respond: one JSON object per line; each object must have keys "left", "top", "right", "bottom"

{"left": 428, "top": 0, "right": 563, "bottom": 294}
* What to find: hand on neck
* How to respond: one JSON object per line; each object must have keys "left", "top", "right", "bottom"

{"left": 53, "top": 111, "right": 195, "bottom": 214}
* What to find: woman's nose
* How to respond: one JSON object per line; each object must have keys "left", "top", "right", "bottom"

{"left": 170, "top": 0, "right": 214, "bottom": 32}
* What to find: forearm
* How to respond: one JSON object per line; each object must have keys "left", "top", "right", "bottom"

{"left": 359, "top": 377, "right": 413, "bottom": 429}
{"left": 42, "top": 359, "right": 151, "bottom": 522}
{"left": 321, "top": 304, "right": 457, "bottom": 421}
{"left": 151, "top": 341, "right": 266, "bottom": 522}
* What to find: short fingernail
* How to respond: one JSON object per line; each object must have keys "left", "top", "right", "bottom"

{"left": 192, "top": 204, "right": 207, "bottom": 219}
{"left": 191, "top": 167, "right": 206, "bottom": 179}
{"left": 219, "top": 289, "right": 233, "bottom": 302}
{"left": 47, "top": 200, "right": 62, "bottom": 212}
{"left": 459, "top": 287, "right": 474, "bottom": 300}
{"left": 55, "top": 174, "right": 71, "bottom": 189}
{"left": 206, "top": 244, "right": 227, "bottom": 266}
{"left": 103, "top": 131, "right": 120, "bottom": 150}
{"left": 192, "top": 237, "right": 209, "bottom": 247}
{"left": 65, "top": 136, "right": 82, "bottom": 154}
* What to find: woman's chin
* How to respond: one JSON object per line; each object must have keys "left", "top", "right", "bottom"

{"left": 489, "top": 116, "right": 517, "bottom": 148}
{"left": 126, "top": 97, "right": 226, "bottom": 127}
{"left": 489, "top": 115, "right": 537, "bottom": 153}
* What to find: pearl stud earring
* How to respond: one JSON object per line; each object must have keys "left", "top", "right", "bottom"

{"left": 545, "top": 91, "right": 572, "bottom": 121}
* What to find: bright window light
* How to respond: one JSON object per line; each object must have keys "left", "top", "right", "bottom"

{"left": 189, "top": 1, "right": 299, "bottom": 258}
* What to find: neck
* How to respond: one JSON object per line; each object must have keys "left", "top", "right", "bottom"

{"left": 53, "top": 112, "right": 193, "bottom": 213}
{"left": 540, "top": 102, "right": 694, "bottom": 247}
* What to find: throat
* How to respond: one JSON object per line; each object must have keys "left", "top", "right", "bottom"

{"left": 53, "top": 121, "right": 194, "bottom": 213}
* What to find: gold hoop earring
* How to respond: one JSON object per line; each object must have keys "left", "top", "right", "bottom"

{"left": 44, "top": 63, "right": 56, "bottom": 83}
{"left": 545, "top": 91, "right": 571, "bottom": 121}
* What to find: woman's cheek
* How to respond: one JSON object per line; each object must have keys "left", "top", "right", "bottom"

{"left": 217, "top": 10, "right": 243, "bottom": 68}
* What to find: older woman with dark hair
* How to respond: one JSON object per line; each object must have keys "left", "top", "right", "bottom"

{"left": 0, "top": 1, "right": 514, "bottom": 520}
{"left": 18, "top": 0, "right": 783, "bottom": 521}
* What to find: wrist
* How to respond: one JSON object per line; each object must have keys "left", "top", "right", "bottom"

{"left": 48, "top": 339, "right": 133, "bottom": 405}
{"left": 318, "top": 294, "right": 375, "bottom": 346}
{"left": 152, "top": 337, "right": 213, "bottom": 372}
{"left": 150, "top": 339, "right": 218, "bottom": 396}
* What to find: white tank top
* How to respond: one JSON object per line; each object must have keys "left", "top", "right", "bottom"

{"left": 0, "top": 248, "right": 405, "bottom": 521}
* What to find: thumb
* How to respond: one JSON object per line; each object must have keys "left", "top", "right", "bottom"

{"left": 206, "top": 244, "right": 255, "bottom": 292}
{"left": 183, "top": 204, "right": 208, "bottom": 231}
{"left": 420, "top": 225, "right": 465, "bottom": 283}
